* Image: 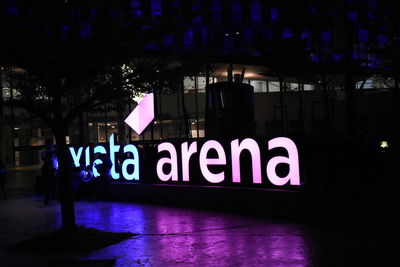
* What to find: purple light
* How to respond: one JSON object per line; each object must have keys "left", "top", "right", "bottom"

{"left": 157, "top": 142, "right": 179, "bottom": 182}
{"left": 181, "top": 142, "right": 198, "bottom": 182}
{"left": 125, "top": 93, "right": 155, "bottom": 135}
{"left": 75, "top": 202, "right": 309, "bottom": 266}
{"left": 70, "top": 136, "right": 301, "bottom": 188}
{"left": 266, "top": 137, "right": 300, "bottom": 186}
{"left": 231, "top": 139, "right": 262, "bottom": 184}
{"left": 199, "top": 140, "right": 226, "bottom": 183}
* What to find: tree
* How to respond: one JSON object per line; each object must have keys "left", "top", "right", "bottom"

{"left": 0, "top": 1, "right": 191, "bottom": 231}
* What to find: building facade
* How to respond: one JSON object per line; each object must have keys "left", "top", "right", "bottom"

{"left": 0, "top": 0, "right": 398, "bottom": 166}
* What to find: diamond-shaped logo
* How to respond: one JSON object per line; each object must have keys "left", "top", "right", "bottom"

{"left": 125, "top": 93, "right": 155, "bottom": 135}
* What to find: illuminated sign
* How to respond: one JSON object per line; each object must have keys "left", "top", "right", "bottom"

{"left": 69, "top": 134, "right": 300, "bottom": 188}
{"left": 124, "top": 93, "right": 155, "bottom": 135}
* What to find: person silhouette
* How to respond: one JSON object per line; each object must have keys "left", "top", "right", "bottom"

{"left": 40, "top": 139, "right": 57, "bottom": 204}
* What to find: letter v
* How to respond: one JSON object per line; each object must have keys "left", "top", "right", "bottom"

{"left": 69, "top": 147, "right": 83, "bottom": 167}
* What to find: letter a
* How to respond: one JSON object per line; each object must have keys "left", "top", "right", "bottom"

{"left": 156, "top": 142, "right": 178, "bottom": 182}
{"left": 122, "top": 144, "right": 140, "bottom": 180}
{"left": 266, "top": 137, "right": 300, "bottom": 186}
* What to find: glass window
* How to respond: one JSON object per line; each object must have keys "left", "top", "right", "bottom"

{"left": 250, "top": 80, "right": 267, "bottom": 93}
{"left": 303, "top": 84, "right": 314, "bottom": 91}
{"left": 268, "top": 81, "right": 280, "bottom": 92}
{"left": 184, "top": 76, "right": 195, "bottom": 91}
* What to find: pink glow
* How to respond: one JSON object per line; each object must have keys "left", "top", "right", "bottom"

{"left": 124, "top": 93, "right": 155, "bottom": 135}
{"left": 231, "top": 139, "right": 262, "bottom": 184}
{"left": 199, "top": 140, "right": 226, "bottom": 183}
{"left": 266, "top": 137, "right": 300, "bottom": 186}
{"left": 181, "top": 141, "right": 198, "bottom": 182}
{"left": 156, "top": 142, "right": 178, "bottom": 182}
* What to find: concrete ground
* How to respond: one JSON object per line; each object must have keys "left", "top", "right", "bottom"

{"left": 0, "top": 166, "right": 396, "bottom": 266}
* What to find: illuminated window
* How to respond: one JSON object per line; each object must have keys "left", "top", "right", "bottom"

{"left": 250, "top": 80, "right": 267, "bottom": 93}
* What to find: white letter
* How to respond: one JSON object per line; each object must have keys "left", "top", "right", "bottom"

{"left": 181, "top": 141, "right": 197, "bottom": 181}
{"left": 231, "top": 138, "right": 262, "bottom": 184}
{"left": 109, "top": 133, "right": 120, "bottom": 179}
{"left": 69, "top": 147, "right": 83, "bottom": 167}
{"left": 156, "top": 142, "right": 178, "bottom": 182}
{"left": 85, "top": 147, "right": 91, "bottom": 167}
{"left": 266, "top": 137, "right": 300, "bottom": 186}
{"left": 199, "top": 140, "right": 226, "bottom": 183}
{"left": 93, "top": 145, "right": 106, "bottom": 177}
{"left": 122, "top": 144, "right": 140, "bottom": 181}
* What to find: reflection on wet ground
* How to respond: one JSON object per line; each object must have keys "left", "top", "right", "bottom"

{"left": 0, "top": 166, "right": 396, "bottom": 266}
{"left": 77, "top": 202, "right": 309, "bottom": 266}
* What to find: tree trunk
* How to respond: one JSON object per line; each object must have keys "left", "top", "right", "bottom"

{"left": 393, "top": 79, "right": 399, "bottom": 137}
{"left": 78, "top": 113, "right": 84, "bottom": 144}
{"left": 116, "top": 98, "right": 126, "bottom": 145}
{"left": 52, "top": 90, "right": 76, "bottom": 231}
{"left": 321, "top": 75, "right": 331, "bottom": 130}
{"left": 115, "top": 67, "right": 127, "bottom": 145}
{"left": 279, "top": 77, "right": 286, "bottom": 134}
{"left": 181, "top": 77, "right": 189, "bottom": 138}
{"left": 297, "top": 79, "right": 304, "bottom": 132}
{"left": 345, "top": 73, "right": 356, "bottom": 137}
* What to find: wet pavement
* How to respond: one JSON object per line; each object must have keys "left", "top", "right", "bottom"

{"left": 0, "top": 166, "right": 396, "bottom": 266}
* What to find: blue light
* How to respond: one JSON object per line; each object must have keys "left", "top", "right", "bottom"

{"left": 367, "top": 0, "right": 377, "bottom": 10}
{"left": 359, "top": 29, "right": 369, "bottom": 43}
{"left": 243, "top": 27, "right": 253, "bottom": 43}
{"left": 61, "top": 24, "right": 71, "bottom": 31}
{"left": 232, "top": 0, "right": 242, "bottom": 24}
{"left": 163, "top": 35, "right": 173, "bottom": 45}
{"left": 122, "top": 145, "right": 140, "bottom": 181}
{"left": 70, "top": 147, "right": 83, "bottom": 167}
{"left": 85, "top": 147, "right": 90, "bottom": 167}
{"left": 93, "top": 145, "right": 107, "bottom": 178}
{"left": 202, "top": 26, "right": 209, "bottom": 44}
{"left": 143, "top": 43, "right": 158, "bottom": 50}
{"left": 212, "top": 0, "right": 222, "bottom": 22}
{"left": 193, "top": 16, "right": 202, "bottom": 24}
{"left": 366, "top": 12, "right": 375, "bottom": 20}
{"left": 271, "top": 8, "right": 279, "bottom": 22}
{"left": 332, "top": 53, "right": 344, "bottom": 62}
{"left": 301, "top": 31, "right": 311, "bottom": 40}
{"left": 311, "top": 54, "right": 319, "bottom": 62}
{"left": 130, "top": 0, "right": 140, "bottom": 9}
{"left": 110, "top": 134, "right": 120, "bottom": 179}
{"left": 251, "top": 2, "right": 262, "bottom": 24}
{"left": 282, "top": 28, "right": 292, "bottom": 40}
{"left": 212, "top": 0, "right": 222, "bottom": 12}
{"left": 347, "top": 12, "right": 357, "bottom": 21}
{"left": 184, "top": 29, "right": 194, "bottom": 46}
{"left": 7, "top": 7, "right": 18, "bottom": 17}
{"left": 92, "top": 159, "right": 102, "bottom": 178}
{"left": 377, "top": 35, "right": 388, "bottom": 45}
{"left": 80, "top": 23, "right": 91, "bottom": 39}
{"left": 52, "top": 156, "right": 59, "bottom": 171}
{"left": 192, "top": 0, "right": 201, "bottom": 12}
{"left": 151, "top": 0, "right": 162, "bottom": 17}
{"left": 321, "top": 31, "right": 331, "bottom": 46}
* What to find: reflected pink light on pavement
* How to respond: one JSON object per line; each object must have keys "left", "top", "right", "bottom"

{"left": 76, "top": 202, "right": 309, "bottom": 266}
